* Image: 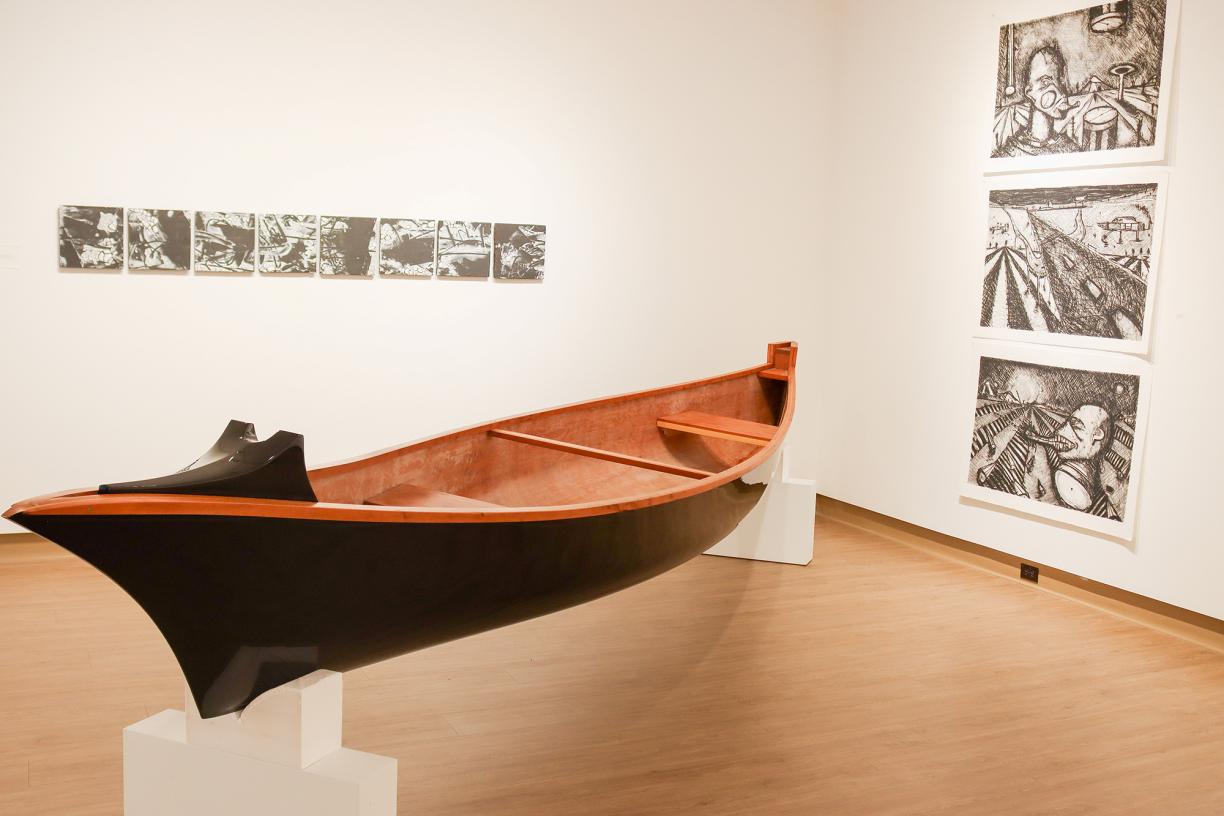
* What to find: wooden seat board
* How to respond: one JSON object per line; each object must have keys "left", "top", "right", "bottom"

{"left": 365, "top": 482, "right": 504, "bottom": 509}
{"left": 489, "top": 429, "right": 715, "bottom": 480}
{"left": 657, "top": 410, "right": 777, "bottom": 447}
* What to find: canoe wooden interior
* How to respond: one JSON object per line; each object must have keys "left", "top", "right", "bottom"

{"left": 3, "top": 342, "right": 798, "bottom": 717}
{"left": 313, "top": 342, "right": 796, "bottom": 513}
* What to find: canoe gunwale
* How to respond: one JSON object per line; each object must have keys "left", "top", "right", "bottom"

{"left": 5, "top": 348, "right": 796, "bottom": 526}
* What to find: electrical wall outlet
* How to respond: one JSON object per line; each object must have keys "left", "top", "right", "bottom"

{"left": 1020, "top": 563, "right": 1039, "bottom": 583}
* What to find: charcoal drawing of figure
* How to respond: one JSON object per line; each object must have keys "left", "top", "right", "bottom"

{"left": 965, "top": 348, "right": 1147, "bottom": 538}
{"left": 991, "top": 1, "right": 1177, "bottom": 166}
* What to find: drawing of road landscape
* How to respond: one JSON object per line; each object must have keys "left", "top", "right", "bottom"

{"left": 993, "top": 1, "right": 1171, "bottom": 162}
{"left": 982, "top": 181, "right": 1157, "bottom": 348}
{"left": 968, "top": 355, "right": 1140, "bottom": 528}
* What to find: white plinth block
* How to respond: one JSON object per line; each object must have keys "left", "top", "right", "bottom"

{"left": 124, "top": 670, "right": 396, "bottom": 816}
{"left": 705, "top": 446, "right": 816, "bottom": 566}
{"left": 185, "top": 669, "right": 342, "bottom": 768}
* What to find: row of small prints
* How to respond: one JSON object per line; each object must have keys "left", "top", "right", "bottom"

{"left": 57, "top": 207, "right": 546, "bottom": 280}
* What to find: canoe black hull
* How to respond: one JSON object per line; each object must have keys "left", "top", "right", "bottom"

{"left": 11, "top": 479, "right": 765, "bottom": 718}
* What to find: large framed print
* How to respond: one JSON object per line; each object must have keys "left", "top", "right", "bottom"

{"left": 987, "top": 0, "right": 1180, "bottom": 173}
{"left": 962, "top": 341, "right": 1150, "bottom": 540}
{"left": 977, "top": 168, "right": 1167, "bottom": 355}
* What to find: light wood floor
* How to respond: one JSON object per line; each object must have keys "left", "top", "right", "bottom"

{"left": 2, "top": 515, "right": 1222, "bottom": 815}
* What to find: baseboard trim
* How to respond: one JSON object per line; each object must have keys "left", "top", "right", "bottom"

{"left": 817, "top": 495, "right": 1224, "bottom": 654}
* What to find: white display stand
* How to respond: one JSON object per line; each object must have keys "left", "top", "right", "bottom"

{"left": 705, "top": 446, "right": 816, "bottom": 566}
{"left": 124, "top": 670, "right": 396, "bottom": 816}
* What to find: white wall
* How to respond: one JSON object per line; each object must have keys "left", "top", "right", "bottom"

{"left": 815, "top": 0, "right": 1224, "bottom": 620}
{"left": 0, "top": 0, "right": 831, "bottom": 526}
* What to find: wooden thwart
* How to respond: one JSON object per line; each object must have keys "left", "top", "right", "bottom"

{"left": 657, "top": 410, "right": 777, "bottom": 447}
{"left": 365, "top": 483, "right": 503, "bottom": 509}
{"left": 489, "top": 429, "right": 715, "bottom": 480}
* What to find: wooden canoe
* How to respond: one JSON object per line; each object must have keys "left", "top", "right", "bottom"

{"left": 4, "top": 342, "right": 798, "bottom": 718}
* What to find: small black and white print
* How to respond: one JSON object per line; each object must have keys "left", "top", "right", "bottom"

{"left": 259, "top": 214, "right": 318, "bottom": 275}
{"left": 320, "top": 216, "right": 377, "bottom": 277}
{"left": 58, "top": 205, "right": 123, "bottom": 269}
{"left": 436, "top": 221, "right": 491, "bottom": 278}
{"left": 493, "top": 223, "right": 546, "bottom": 280}
{"left": 969, "top": 355, "right": 1139, "bottom": 523}
{"left": 127, "top": 209, "right": 192, "bottom": 271}
{"left": 379, "top": 219, "right": 436, "bottom": 277}
{"left": 194, "top": 211, "right": 256, "bottom": 273}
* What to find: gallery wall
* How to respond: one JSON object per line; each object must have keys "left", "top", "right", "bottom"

{"left": 0, "top": 0, "right": 832, "bottom": 530}
{"left": 815, "top": 0, "right": 1224, "bottom": 619}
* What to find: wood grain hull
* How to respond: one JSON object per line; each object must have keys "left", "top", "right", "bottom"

{"left": 10, "top": 478, "right": 765, "bottom": 718}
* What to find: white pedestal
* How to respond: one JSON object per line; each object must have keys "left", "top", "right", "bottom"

{"left": 124, "top": 670, "right": 396, "bottom": 816}
{"left": 705, "top": 446, "right": 816, "bottom": 566}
